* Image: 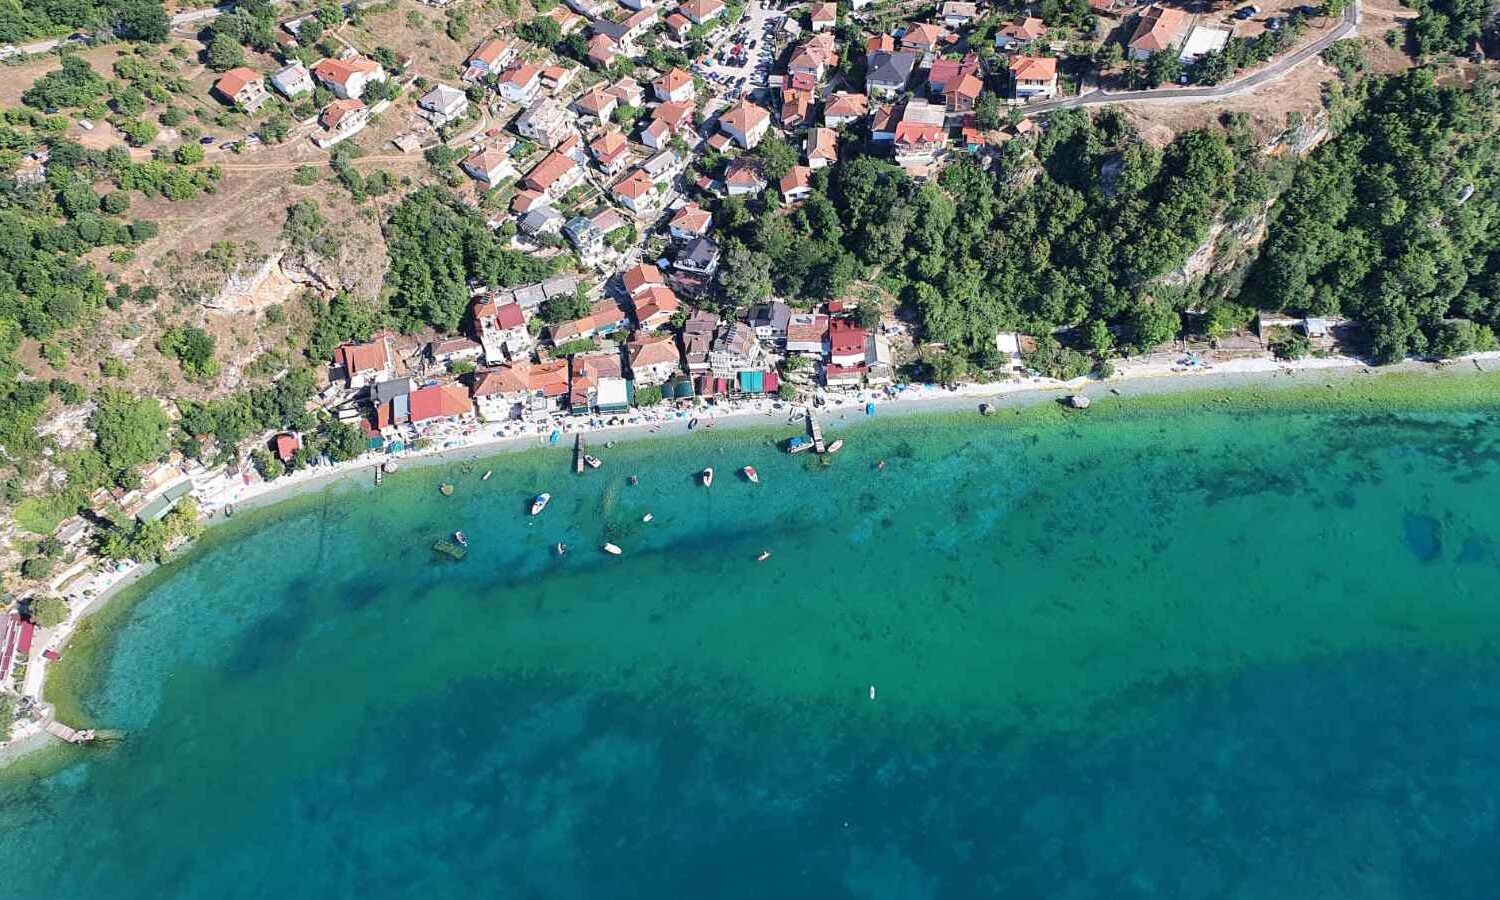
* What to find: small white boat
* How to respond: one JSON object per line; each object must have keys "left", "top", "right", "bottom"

{"left": 701, "top": 467, "right": 714, "bottom": 487}
{"left": 454, "top": 531, "right": 468, "bottom": 548}
{"left": 826, "top": 440, "right": 844, "bottom": 454}
{"left": 743, "top": 466, "right": 759, "bottom": 484}
{"left": 383, "top": 460, "right": 400, "bottom": 473}
{"left": 642, "top": 513, "right": 654, "bottom": 523}
{"left": 530, "top": 493, "right": 551, "bottom": 516}
{"left": 556, "top": 542, "right": 567, "bottom": 556}
{"left": 602, "top": 542, "right": 622, "bottom": 556}
{"left": 583, "top": 454, "right": 602, "bottom": 469}
{"left": 482, "top": 470, "right": 492, "bottom": 481}
{"left": 869, "top": 685, "right": 876, "bottom": 700}
{"left": 757, "top": 550, "right": 770, "bottom": 562}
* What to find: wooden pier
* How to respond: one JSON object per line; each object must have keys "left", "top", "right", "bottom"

{"left": 806, "top": 411, "right": 827, "bottom": 454}
{"left": 374, "top": 464, "right": 383, "bottom": 486}
{"left": 573, "top": 434, "right": 585, "bottom": 474}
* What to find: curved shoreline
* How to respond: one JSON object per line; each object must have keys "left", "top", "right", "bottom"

{"left": 5, "top": 355, "right": 1500, "bottom": 768}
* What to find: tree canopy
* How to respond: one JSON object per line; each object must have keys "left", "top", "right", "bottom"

{"left": 382, "top": 188, "right": 555, "bottom": 332}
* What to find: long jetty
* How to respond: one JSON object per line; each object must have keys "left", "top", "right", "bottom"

{"left": 806, "top": 411, "right": 826, "bottom": 454}
{"left": 573, "top": 434, "right": 585, "bottom": 474}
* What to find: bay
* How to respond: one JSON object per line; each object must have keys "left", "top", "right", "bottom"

{"left": 4, "top": 380, "right": 1500, "bottom": 898}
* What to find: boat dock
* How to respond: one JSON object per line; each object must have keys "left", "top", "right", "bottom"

{"left": 806, "top": 411, "right": 827, "bottom": 454}
{"left": 43, "top": 719, "right": 122, "bottom": 744}
{"left": 573, "top": 434, "right": 585, "bottom": 474}
{"left": 374, "top": 465, "right": 383, "bottom": 486}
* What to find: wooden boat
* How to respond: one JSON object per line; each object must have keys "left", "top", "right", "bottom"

{"left": 583, "top": 454, "right": 602, "bottom": 469}
{"left": 602, "top": 542, "right": 622, "bottom": 556}
{"left": 701, "top": 467, "right": 714, "bottom": 487}
{"left": 454, "top": 531, "right": 468, "bottom": 548}
{"left": 482, "top": 470, "right": 492, "bottom": 481}
{"left": 825, "top": 439, "right": 844, "bottom": 454}
{"left": 743, "top": 466, "right": 759, "bottom": 484}
{"left": 530, "top": 493, "right": 551, "bottom": 516}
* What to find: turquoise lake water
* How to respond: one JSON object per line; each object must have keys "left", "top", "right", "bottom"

{"left": 4, "top": 392, "right": 1500, "bottom": 898}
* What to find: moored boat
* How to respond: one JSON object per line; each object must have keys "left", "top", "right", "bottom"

{"left": 826, "top": 439, "right": 844, "bottom": 454}
{"left": 530, "top": 493, "right": 551, "bottom": 516}
{"left": 482, "top": 470, "right": 492, "bottom": 481}
{"left": 602, "top": 542, "right": 622, "bottom": 555}
{"left": 642, "top": 512, "right": 654, "bottom": 522}
{"left": 701, "top": 467, "right": 714, "bottom": 487}
{"left": 556, "top": 542, "right": 567, "bottom": 556}
{"left": 757, "top": 550, "right": 771, "bottom": 561}
{"left": 786, "top": 436, "right": 813, "bottom": 454}
{"left": 743, "top": 466, "right": 759, "bottom": 484}
{"left": 454, "top": 531, "right": 468, "bottom": 547}
{"left": 583, "top": 454, "right": 602, "bottom": 469}
{"left": 1066, "top": 394, "right": 1092, "bottom": 409}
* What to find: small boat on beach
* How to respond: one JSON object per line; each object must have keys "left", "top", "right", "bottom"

{"left": 482, "top": 470, "right": 492, "bottom": 481}
{"left": 743, "top": 466, "right": 759, "bottom": 484}
{"left": 583, "top": 454, "right": 602, "bottom": 469}
{"left": 701, "top": 467, "right": 714, "bottom": 487}
{"left": 530, "top": 493, "right": 551, "bottom": 516}
{"left": 454, "top": 531, "right": 468, "bottom": 548}
{"left": 602, "top": 542, "right": 622, "bottom": 556}
{"left": 826, "top": 439, "right": 844, "bottom": 454}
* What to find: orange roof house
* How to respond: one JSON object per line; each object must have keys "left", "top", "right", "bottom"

{"left": 408, "top": 383, "right": 474, "bottom": 423}
{"left": 1128, "top": 6, "right": 1189, "bottom": 59}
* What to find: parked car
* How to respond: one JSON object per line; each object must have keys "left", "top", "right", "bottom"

{"left": 1266, "top": 16, "right": 1283, "bottom": 30}
{"left": 199, "top": 136, "right": 215, "bottom": 144}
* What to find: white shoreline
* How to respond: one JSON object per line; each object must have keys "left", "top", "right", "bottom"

{"left": 4, "top": 349, "right": 1498, "bottom": 763}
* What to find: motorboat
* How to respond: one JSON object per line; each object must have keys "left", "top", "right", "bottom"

{"left": 757, "top": 550, "right": 771, "bottom": 562}
{"left": 826, "top": 440, "right": 844, "bottom": 454}
{"left": 743, "top": 466, "right": 759, "bottom": 484}
{"left": 530, "top": 493, "right": 551, "bottom": 516}
{"left": 602, "top": 542, "right": 622, "bottom": 555}
{"left": 786, "top": 436, "right": 813, "bottom": 454}
{"left": 583, "top": 454, "right": 602, "bottom": 469}
{"left": 642, "top": 513, "right": 654, "bottom": 523}
{"left": 454, "top": 531, "right": 469, "bottom": 548}
{"left": 701, "top": 467, "right": 714, "bottom": 487}
{"left": 556, "top": 542, "right": 567, "bottom": 556}
{"left": 482, "top": 470, "right": 492, "bottom": 481}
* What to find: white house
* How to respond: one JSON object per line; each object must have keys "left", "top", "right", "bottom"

{"left": 419, "top": 83, "right": 468, "bottom": 125}
{"left": 497, "top": 64, "right": 543, "bottom": 106}
{"left": 270, "top": 63, "right": 313, "bottom": 99}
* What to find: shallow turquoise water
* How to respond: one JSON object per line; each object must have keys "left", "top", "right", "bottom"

{"left": 4, "top": 399, "right": 1500, "bottom": 898}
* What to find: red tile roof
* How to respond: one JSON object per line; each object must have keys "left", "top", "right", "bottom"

{"left": 274, "top": 432, "right": 300, "bottom": 463}
{"left": 408, "top": 384, "right": 474, "bottom": 423}
{"left": 524, "top": 150, "right": 578, "bottom": 193}
{"left": 622, "top": 263, "right": 665, "bottom": 294}
{"left": 1010, "top": 55, "right": 1057, "bottom": 81}
{"left": 829, "top": 318, "right": 868, "bottom": 356}
{"left": 214, "top": 67, "right": 261, "bottom": 99}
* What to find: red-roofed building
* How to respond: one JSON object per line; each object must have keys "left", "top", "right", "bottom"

{"left": 823, "top": 362, "right": 868, "bottom": 388}
{"left": 213, "top": 67, "right": 268, "bottom": 111}
{"left": 472, "top": 297, "right": 532, "bottom": 363}
{"left": 572, "top": 85, "right": 618, "bottom": 122}
{"left": 497, "top": 64, "right": 543, "bottom": 105}
{"left": 653, "top": 67, "right": 696, "bottom": 103}
{"left": 806, "top": 127, "right": 837, "bottom": 169}
{"left": 622, "top": 263, "right": 665, "bottom": 295}
{"left": 273, "top": 432, "right": 300, "bottom": 464}
{"left": 1128, "top": 6, "right": 1189, "bottom": 60}
{"left": 945, "top": 73, "right": 983, "bottom": 114}
{"left": 612, "top": 168, "right": 660, "bottom": 215}
{"left": 665, "top": 12, "right": 693, "bottom": 41}
{"left": 719, "top": 99, "right": 771, "bottom": 149}
{"left": 682, "top": 0, "right": 726, "bottom": 25}
{"left": 1010, "top": 55, "right": 1058, "bottom": 100}
{"left": 829, "top": 318, "right": 868, "bottom": 366}
{"left": 893, "top": 121, "right": 948, "bottom": 165}
{"left": 466, "top": 38, "right": 518, "bottom": 79}
{"left": 589, "top": 129, "right": 631, "bottom": 175}
{"left": 312, "top": 56, "right": 385, "bottom": 99}
{"left": 333, "top": 335, "right": 394, "bottom": 388}
{"left": 823, "top": 92, "right": 868, "bottom": 128}
{"left": 523, "top": 149, "right": 584, "bottom": 197}
{"left": 472, "top": 362, "right": 531, "bottom": 421}
{"left": 627, "top": 334, "right": 682, "bottom": 386}
{"left": 408, "top": 383, "right": 475, "bottom": 425}
{"left": 779, "top": 165, "right": 813, "bottom": 204}
{"left": 668, "top": 202, "right": 712, "bottom": 242}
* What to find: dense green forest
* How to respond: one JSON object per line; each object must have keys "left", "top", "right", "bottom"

{"left": 1252, "top": 69, "right": 1500, "bottom": 362}
{"left": 715, "top": 108, "right": 1271, "bottom": 364}
{"left": 383, "top": 189, "right": 557, "bottom": 333}
{"left": 0, "top": 0, "right": 167, "bottom": 43}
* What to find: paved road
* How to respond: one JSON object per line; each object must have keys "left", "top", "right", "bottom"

{"left": 15, "top": 1, "right": 289, "bottom": 56}
{"left": 1024, "top": 0, "right": 1360, "bottom": 115}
